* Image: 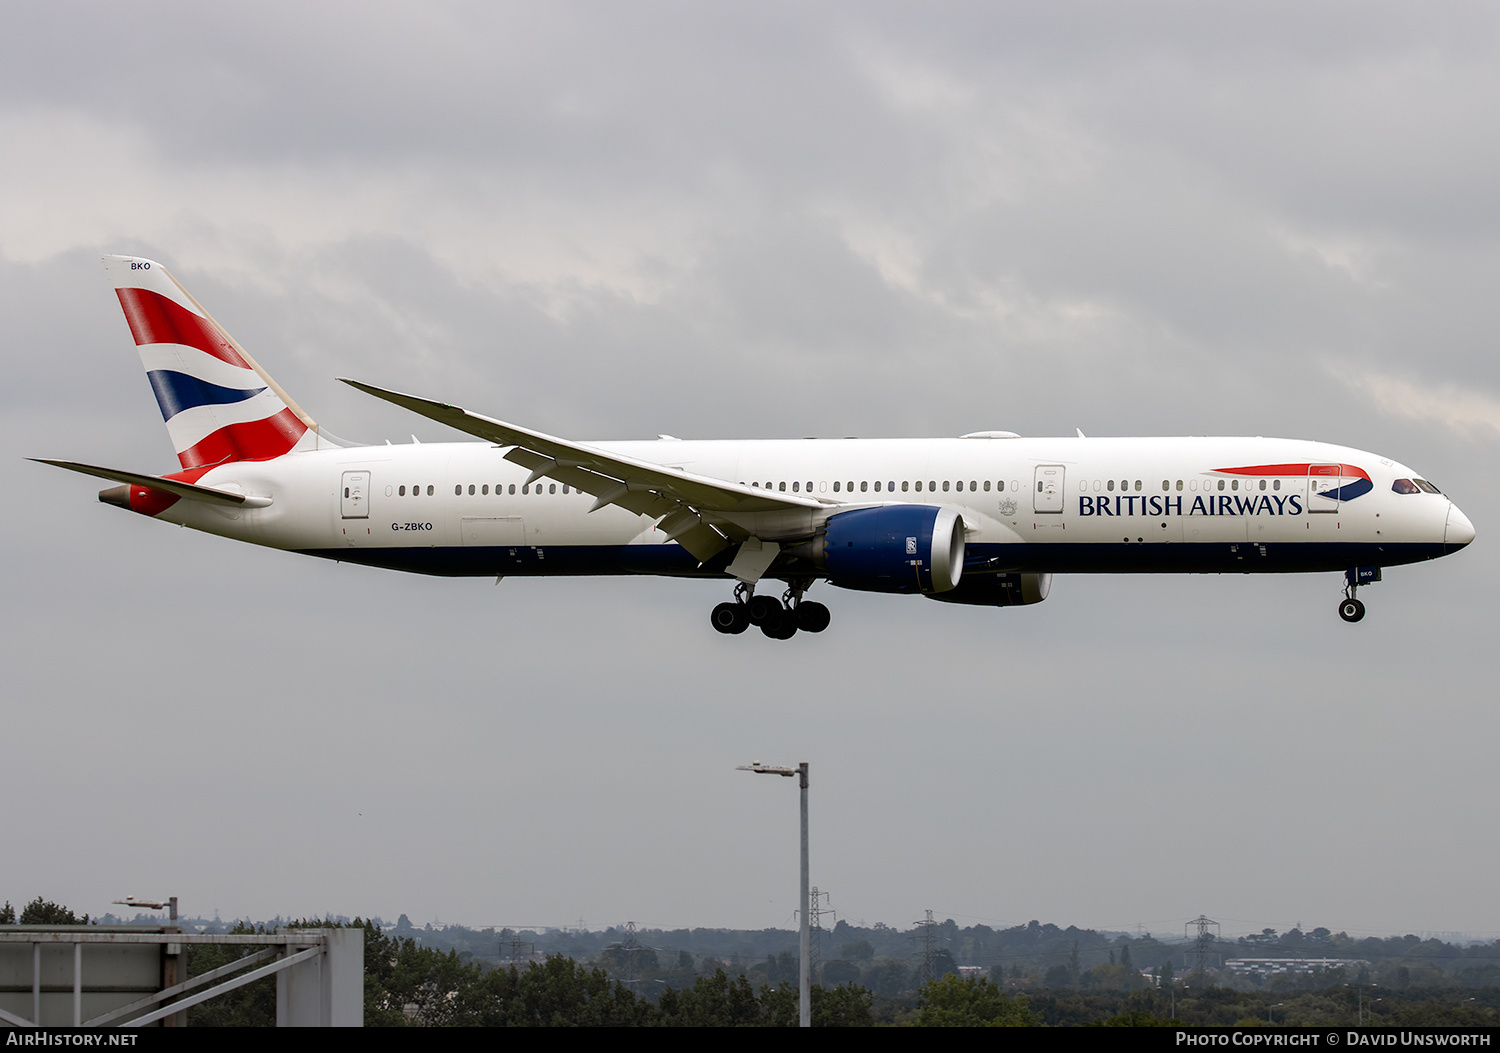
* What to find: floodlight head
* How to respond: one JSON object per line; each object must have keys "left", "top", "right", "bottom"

{"left": 736, "top": 762, "right": 796, "bottom": 777}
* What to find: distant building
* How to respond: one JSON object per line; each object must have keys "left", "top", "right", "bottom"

{"left": 1227, "top": 958, "right": 1370, "bottom": 980}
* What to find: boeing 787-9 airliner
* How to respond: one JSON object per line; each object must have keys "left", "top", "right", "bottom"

{"left": 37, "top": 256, "right": 1475, "bottom": 638}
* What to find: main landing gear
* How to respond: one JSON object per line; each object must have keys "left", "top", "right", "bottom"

{"left": 1338, "top": 566, "right": 1380, "bottom": 623}
{"left": 710, "top": 581, "right": 830, "bottom": 639}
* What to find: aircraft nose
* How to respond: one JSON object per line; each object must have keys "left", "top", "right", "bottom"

{"left": 1446, "top": 504, "right": 1476, "bottom": 553}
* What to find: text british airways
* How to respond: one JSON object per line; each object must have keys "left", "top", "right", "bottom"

{"left": 1078, "top": 494, "right": 1305, "bottom": 517}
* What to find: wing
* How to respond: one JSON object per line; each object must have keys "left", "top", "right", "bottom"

{"left": 340, "top": 379, "right": 823, "bottom": 562}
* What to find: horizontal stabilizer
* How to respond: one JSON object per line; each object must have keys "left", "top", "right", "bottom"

{"left": 31, "top": 459, "right": 271, "bottom": 507}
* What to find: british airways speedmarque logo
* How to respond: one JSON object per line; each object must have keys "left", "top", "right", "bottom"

{"left": 1219, "top": 462, "right": 1374, "bottom": 502}
{"left": 1077, "top": 463, "right": 1371, "bottom": 518}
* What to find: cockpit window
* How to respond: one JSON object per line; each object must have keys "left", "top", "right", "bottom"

{"left": 1392, "top": 479, "right": 1420, "bottom": 495}
{"left": 1414, "top": 479, "right": 1442, "bottom": 494}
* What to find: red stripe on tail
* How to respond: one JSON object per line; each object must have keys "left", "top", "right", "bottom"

{"left": 176, "top": 408, "right": 307, "bottom": 469}
{"left": 116, "top": 287, "right": 251, "bottom": 368}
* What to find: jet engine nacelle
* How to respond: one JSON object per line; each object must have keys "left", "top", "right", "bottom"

{"left": 925, "top": 572, "right": 1052, "bottom": 607}
{"left": 817, "top": 504, "right": 965, "bottom": 594}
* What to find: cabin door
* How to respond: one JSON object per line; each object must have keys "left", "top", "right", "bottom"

{"left": 341, "top": 471, "right": 370, "bottom": 519}
{"left": 1033, "top": 465, "right": 1065, "bottom": 514}
{"left": 1307, "top": 464, "right": 1342, "bottom": 514}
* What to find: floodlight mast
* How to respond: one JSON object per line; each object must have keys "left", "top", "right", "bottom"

{"left": 737, "top": 760, "right": 810, "bottom": 1028}
{"left": 113, "top": 896, "right": 178, "bottom": 923}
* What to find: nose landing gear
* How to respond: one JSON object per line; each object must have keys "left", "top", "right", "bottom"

{"left": 1338, "top": 566, "right": 1380, "bottom": 623}
{"left": 708, "top": 580, "right": 830, "bottom": 638}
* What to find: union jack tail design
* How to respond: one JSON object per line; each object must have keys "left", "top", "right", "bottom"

{"left": 103, "top": 255, "right": 337, "bottom": 472}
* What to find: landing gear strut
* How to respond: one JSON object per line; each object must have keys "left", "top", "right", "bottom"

{"left": 708, "top": 580, "right": 831, "bottom": 639}
{"left": 1338, "top": 567, "right": 1379, "bottom": 623}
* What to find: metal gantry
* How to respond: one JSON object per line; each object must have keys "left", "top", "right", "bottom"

{"left": 0, "top": 927, "right": 362, "bottom": 1027}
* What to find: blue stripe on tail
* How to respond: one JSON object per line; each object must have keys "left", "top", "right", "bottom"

{"left": 146, "top": 370, "right": 266, "bottom": 421}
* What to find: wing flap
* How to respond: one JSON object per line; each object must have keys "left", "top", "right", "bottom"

{"left": 502, "top": 447, "right": 678, "bottom": 519}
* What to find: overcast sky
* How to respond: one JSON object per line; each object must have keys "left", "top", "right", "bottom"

{"left": 3, "top": 2, "right": 1498, "bottom": 942}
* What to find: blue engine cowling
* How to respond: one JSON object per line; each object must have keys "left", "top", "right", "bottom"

{"left": 819, "top": 505, "right": 965, "bottom": 594}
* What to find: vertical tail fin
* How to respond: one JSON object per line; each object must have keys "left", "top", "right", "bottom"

{"left": 103, "top": 255, "right": 337, "bottom": 470}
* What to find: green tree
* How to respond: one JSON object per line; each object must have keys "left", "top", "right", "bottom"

{"left": 916, "top": 973, "right": 1033, "bottom": 1026}
{"left": 842, "top": 939, "right": 874, "bottom": 961}
{"left": 19, "top": 898, "right": 89, "bottom": 925}
{"left": 823, "top": 959, "right": 862, "bottom": 984}
{"left": 656, "top": 968, "right": 766, "bottom": 1026}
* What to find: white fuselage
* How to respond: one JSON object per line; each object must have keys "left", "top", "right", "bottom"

{"left": 145, "top": 435, "right": 1470, "bottom": 583}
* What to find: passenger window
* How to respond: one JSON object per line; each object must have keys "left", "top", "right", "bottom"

{"left": 832, "top": 481, "right": 839, "bottom": 492}
{"left": 914, "top": 481, "right": 922, "bottom": 492}
{"left": 1176, "top": 480, "right": 1183, "bottom": 491}
{"left": 482, "top": 485, "right": 489, "bottom": 495}
{"left": 779, "top": 482, "right": 786, "bottom": 491}
{"left": 522, "top": 484, "right": 529, "bottom": 495}
{"left": 1273, "top": 480, "right": 1280, "bottom": 491}
{"left": 860, "top": 481, "right": 868, "bottom": 492}
{"left": 509, "top": 484, "right": 516, "bottom": 495}
{"left": 1134, "top": 480, "right": 1141, "bottom": 491}
{"left": 1162, "top": 480, "right": 1169, "bottom": 491}
{"left": 942, "top": 480, "right": 950, "bottom": 492}
{"left": 902, "top": 481, "right": 910, "bottom": 492}
{"left": 1217, "top": 479, "right": 1225, "bottom": 491}
{"left": 468, "top": 484, "right": 475, "bottom": 495}
{"left": 1258, "top": 479, "right": 1266, "bottom": 491}
{"left": 1231, "top": 479, "right": 1239, "bottom": 491}
{"left": 399, "top": 485, "right": 406, "bottom": 496}
{"left": 998, "top": 481, "right": 1005, "bottom": 492}
{"left": 426, "top": 485, "right": 434, "bottom": 496}
{"left": 1107, "top": 480, "right": 1115, "bottom": 492}
{"left": 793, "top": 481, "right": 800, "bottom": 492}
{"left": 873, "top": 481, "right": 881, "bottom": 492}
{"left": 549, "top": 484, "right": 556, "bottom": 494}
